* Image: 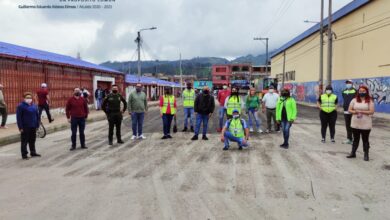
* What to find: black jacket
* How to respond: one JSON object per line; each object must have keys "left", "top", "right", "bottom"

{"left": 342, "top": 88, "right": 357, "bottom": 111}
{"left": 194, "top": 94, "right": 215, "bottom": 115}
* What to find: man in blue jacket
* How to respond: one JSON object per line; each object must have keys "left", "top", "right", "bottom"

{"left": 16, "top": 92, "right": 41, "bottom": 160}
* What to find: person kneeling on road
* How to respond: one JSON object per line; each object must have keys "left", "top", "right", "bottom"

{"left": 220, "top": 109, "right": 249, "bottom": 151}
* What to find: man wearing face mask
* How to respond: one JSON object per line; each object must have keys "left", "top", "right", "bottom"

{"left": 317, "top": 85, "right": 338, "bottom": 143}
{"left": 102, "top": 85, "right": 127, "bottom": 145}
{"left": 127, "top": 83, "right": 148, "bottom": 140}
{"left": 191, "top": 86, "right": 215, "bottom": 140}
{"left": 0, "top": 83, "right": 8, "bottom": 129}
{"left": 182, "top": 82, "right": 195, "bottom": 132}
{"left": 224, "top": 87, "right": 242, "bottom": 120}
{"left": 66, "top": 88, "right": 89, "bottom": 151}
{"left": 262, "top": 85, "right": 280, "bottom": 133}
{"left": 221, "top": 109, "right": 249, "bottom": 151}
{"left": 217, "top": 84, "right": 230, "bottom": 132}
{"left": 16, "top": 92, "right": 41, "bottom": 160}
{"left": 342, "top": 80, "right": 357, "bottom": 145}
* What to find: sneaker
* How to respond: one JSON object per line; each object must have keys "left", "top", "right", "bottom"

{"left": 161, "top": 136, "right": 168, "bottom": 139}
{"left": 22, "top": 156, "right": 29, "bottom": 160}
{"left": 191, "top": 135, "right": 198, "bottom": 140}
{"left": 342, "top": 140, "right": 353, "bottom": 145}
{"left": 70, "top": 147, "right": 76, "bottom": 151}
{"left": 258, "top": 129, "right": 264, "bottom": 133}
{"left": 280, "top": 144, "right": 289, "bottom": 149}
{"left": 249, "top": 127, "right": 254, "bottom": 132}
{"left": 223, "top": 146, "right": 229, "bottom": 151}
{"left": 138, "top": 135, "right": 146, "bottom": 140}
{"left": 31, "top": 153, "right": 41, "bottom": 157}
{"left": 321, "top": 139, "right": 325, "bottom": 143}
{"left": 49, "top": 119, "right": 54, "bottom": 123}
{"left": 117, "top": 140, "right": 124, "bottom": 144}
{"left": 202, "top": 135, "right": 208, "bottom": 140}
{"left": 130, "top": 135, "right": 137, "bottom": 140}
{"left": 167, "top": 135, "right": 172, "bottom": 139}
{"left": 331, "top": 139, "right": 335, "bottom": 143}
{"left": 182, "top": 127, "right": 188, "bottom": 132}
{"left": 265, "top": 129, "right": 270, "bottom": 133}
{"left": 81, "top": 146, "right": 88, "bottom": 149}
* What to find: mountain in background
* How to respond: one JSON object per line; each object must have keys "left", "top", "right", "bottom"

{"left": 100, "top": 53, "right": 271, "bottom": 79}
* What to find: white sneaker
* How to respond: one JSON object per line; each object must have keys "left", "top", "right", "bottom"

{"left": 258, "top": 129, "right": 263, "bottom": 133}
{"left": 131, "top": 135, "right": 138, "bottom": 140}
{"left": 138, "top": 135, "right": 146, "bottom": 140}
{"left": 249, "top": 127, "right": 254, "bottom": 132}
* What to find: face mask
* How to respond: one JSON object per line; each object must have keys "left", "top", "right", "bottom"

{"left": 233, "top": 115, "right": 239, "bottom": 119}
{"left": 232, "top": 91, "right": 238, "bottom": 95}
{"left": 359, "top": 93, "right": 367, "bottom": 97}
{"left": 223, "top": 86, "right": 228, "bottom": 90}
{"left": 74, "top": 92, "right": 81, "bottom": 97}
{"left": 326, "top": 90, "right": 332, "bottom": 94}
{"left": 112, "top": 90, "right": 118, "bottom": 94}
{"left": 25, "top": 99, "right": 33, "bottom": 104}
{"left": 203, "top": 90, "right": 209, "bottom": 95}
{"left": 281, "top": 93, "right": 289, "bottom": 97}
{"left": 187, "top": 86, "right": 191, "bottom": 89}
{"left": 346, "top": 84, "right": 352, "bottom": 89}
{"left": 269, "top": 89, "right": 274, "bottom": 93}
{"left": 136, "top": 88, "right": 141, "bottom": 92}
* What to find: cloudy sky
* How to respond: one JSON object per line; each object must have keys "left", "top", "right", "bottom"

{"left": 0, "top": 0, "right": 352, "bottom": 63}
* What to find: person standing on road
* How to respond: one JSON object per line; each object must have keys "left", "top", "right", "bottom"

{"left": 160, "top": 87, "right": 177, "bottom": 139}
{"left": 262, "top": 85, "right": 280, "bottom": 133}
{"left": 342, "top": 80, "right": 357, "bottom": 145}
{"left": 225, "top": 87, "right": 242, "bottom": 120}
{"left": 127, "top": 83, "right": 148, "bottom": 140}
{"left": 95, "top": 86, "right": 104, "bottom": 110}
{"left": 276, "top": 89, "right": 297, "bottom": 149}
{"left": 246, "top": 88, "right": 263, "bottom": 133}
{"left": 191, "top": 86, "right": 215, "bottom": 141}
{"left": 221, "top": 109, "right": 249, "bottom": 151}
{"left": 16, "top": 92, "right": 41, "bottom": 160}
{"left": 102, "top": 85, "right": 127, "bottom": 145}
{"left": 182, "top": 82, "right": 195, "bottom": 132}
{"left": 347, "top": 85, "right": 375, "bottom": 161}
{"left": 36, "top": 83, "right": 54, "bottom": 123}
{"left": 81, "top": 87, "right": 90, "bottom": 104}
{"left": 317, "top": 85, "right": 338, "bottom": 143}
{"left": 0, "top": 83, "right": 8, "bottom": 129}
{"left": 66, "top": 87, "right": 89, "bottom": 151}
{"left": 217, "top": 84, "right": 231, "bottom": 132}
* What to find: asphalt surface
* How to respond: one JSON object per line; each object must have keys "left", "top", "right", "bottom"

{"left": 0, "top": 104, "right": 389, "bottom": 220}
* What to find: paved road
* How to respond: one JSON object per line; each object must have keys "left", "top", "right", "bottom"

{"left": 0, "top": 104, "right": 389, "bottom": 220}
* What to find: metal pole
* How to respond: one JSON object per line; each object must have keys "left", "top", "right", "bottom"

{"left": 265, "top": 38, "right": 269, "bottom": 76}
{"left": 282, "top": 50, "right": 286, "bottom": 89}
{"left": 327, "top": 0, "right": 333, "bottom": 86}
{"left": 180, "top": 53, "right": 183, "bottom": 97}
{"left": 319, "top": 0, "right": 324, "bottom": 93}
{"left": 137, "top": 31, "right": 141, "bottom": 78}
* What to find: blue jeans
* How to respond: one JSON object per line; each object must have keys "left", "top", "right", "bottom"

{"left": 224, "top": 131, "right": 249, "bottom": 148}
{"left": 162, "top": 114, "right": 174, "bottom": 136}
{"left": 131, "top": 112, "right": 145, "bottom": 136}
{"left": 247, "top": 108, "right": 261, "bottom": 129}
{"left": 281, "top": 120, "right": 292, "bottom": 145}
{"left": 218, "top": 106, "right": 226, "bottom": 129}
{"left": 71, "top": 117, "right": 86, "bottom": 147}
{"left": 183, "top": 107, "right": 194, "bottom": 128}
{"left": 195, "top": 114, "right": 209, "bottom": 136}
{"left": 96, "top": 98, "right": 103, "bottom": 110}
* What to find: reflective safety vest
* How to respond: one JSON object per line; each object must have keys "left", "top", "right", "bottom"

{"left": 161, "top": 95, "right": 176, "bottom": 115}
{"left": 226, "top": 96, "right": 241, "bottom": 115}
{"left": 320, "top": 94, "right": 337, "bottom": 113}
{"left": 183, "top": 89, "right": 195, "bottom": 108}
{"left": 228, "top": 118, "right": 245, "bottom": 138}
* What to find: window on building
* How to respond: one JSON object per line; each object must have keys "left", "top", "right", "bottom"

{"left": 242, "top": 66, "right": 250, "bottom": 71}
{"left": 216, "top": 67, "right": 227, "bottom": 72}
{"left": 232, "top": 66, "right": 240, "bottom": 71}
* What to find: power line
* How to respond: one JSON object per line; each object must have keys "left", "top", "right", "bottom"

{"left": 263, "top": 0, "right": 297, "bottom": 36}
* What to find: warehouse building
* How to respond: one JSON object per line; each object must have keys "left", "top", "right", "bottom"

{"left": 271, "top": 0, "right": 390, "bottom": 113}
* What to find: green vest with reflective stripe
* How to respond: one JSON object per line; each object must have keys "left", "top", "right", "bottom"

{"left": 321, "top": 94, "right": 337, "bottom": 113}
{"left": 183, "top": 89, "right": 195, "bottom": 107}
{"left": 343, "top": 89, "right": 356, "bottom": 95}
{"left": 226, "top": 96, "right": 241, "bottom": 115}
{"left": 161, "top": 96, "right": 176, "bottom": 115}
{"left": 228, "top": 118, "right": 245, "bottom": 138}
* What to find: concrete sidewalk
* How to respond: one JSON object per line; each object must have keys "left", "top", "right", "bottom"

{"left": 0, "top": 101, "right": 159, "bottom": 147}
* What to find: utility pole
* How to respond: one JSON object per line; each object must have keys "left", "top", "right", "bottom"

{"left": 179, "top": 53, "right": 183, "bottom": 97}
{"left": 253, "top": 37, "right": 269, "bottom": 75}
{"left": 282, "top": 50, "right": 286, "bottom": 88}
{"left": 319, "top": 0, "right": 324, "bottom": 94}
{"left": 136, "top": 31, "right": 141, "bottom": 78}
{"left": 327, "top": 0, "right": 333, "bottom": 86}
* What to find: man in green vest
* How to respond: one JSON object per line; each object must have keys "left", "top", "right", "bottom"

{"left": 317, "top": 85, "right": 338, "bottom": 143}
{"left": 182, "top": 82, "right": 195, "bottom": 132}
{"left": 220, "top": 109, "right": 249, "bottom": 151}
{"left": 276, "top": 89, "right": 297, "bottom": 149}
{"left": 224, "top": 87, "right": 242, "bottom": 119}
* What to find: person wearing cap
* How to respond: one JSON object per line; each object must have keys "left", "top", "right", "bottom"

{"left": 317, "top": 85, "right": 338, "bottom": 143}
{"left": 342, "top": 80, "right": 357, "bottom": 145}
{"left": 221, "top": 109, "right": 249, "bottom": 151}
{"left": 0, "top": 83, "right": 8, "bottom": 129}
{"left": 217, "top": 84, "right": 231, "bottom": 132}
{"left": 182, "top": 82, "right": 195, "bottom": 132}
{"left": 191, "top": 86, "right": 215, "bottom": 140}
{"left": 16, "top": 92, "right": 41, "bottom": 160}
{"left": 160, "top": 87, "right": 177, "bottom": 139}
{"left": 276, "top": 89, "right": 297, "bottom": 149}
{"left": 262, "top": 85, "right": 280, "bottom": 133}
{"left": 127, "top": 83, "right": 148, "bottom": 140}
{"left": 36, "top": 83, "right": 54, "bottom": 123}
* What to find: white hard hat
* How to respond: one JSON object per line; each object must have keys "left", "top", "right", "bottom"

{"left": 41, "top": 83, "right": 47, "bottom": 88}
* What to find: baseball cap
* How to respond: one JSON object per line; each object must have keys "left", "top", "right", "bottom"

{"left": 345, "top": 79, "right": 353, "bottom": 84}
{"left": 232, "top": 109, "right": 239, "bottom": 114}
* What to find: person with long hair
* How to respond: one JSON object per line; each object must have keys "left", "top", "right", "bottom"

{"left": 246, "top": 88, "right": 263, "bottom": 133}
{"left": 347, "top": 85, "right": 375, "bottom": 161}
{"left": 276, "top": 89, "right": 297, "bottom": 149}
{"left": 224, "top": 87, "right": 242, "bottom": 120}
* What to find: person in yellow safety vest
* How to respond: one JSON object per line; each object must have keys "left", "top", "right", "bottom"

{"left": 317, "top": 85, "right": 338, "bottom": 143}
{"left": 159, "top": 87, "right": 177, "bottom": 139}
{"left": 224, "top": 87, "right": 242, "bottom": 119}
{"left": 182, "top": 82, "right": 195, "bottom": 132}
{"left": 221, "top": 109, "right": 249, "bottom": 151}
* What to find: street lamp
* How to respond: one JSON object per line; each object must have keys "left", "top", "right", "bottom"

{"left": 135, "top": 27, "right": 157, "bottom": 78}
{"left": 304, "top": 20, "right": 320, "bottom": 24}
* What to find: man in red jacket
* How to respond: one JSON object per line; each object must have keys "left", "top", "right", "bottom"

{"left": 66, "top": 87, "right": 89, "bottom": 151}
{"left": 217, "top": 84, "right": 230, "bottom": 132}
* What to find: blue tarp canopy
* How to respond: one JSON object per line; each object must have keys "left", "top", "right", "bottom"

{"left": 125, "top": 74, "right": 181, "bottom": 87}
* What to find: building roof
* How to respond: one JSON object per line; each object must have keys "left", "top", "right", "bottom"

{"left": 125, "top": 74, "right": 182, "bottom": 87}
{"left": 0, "top": 41, "right": 122, "bottom": 74}
{"left": 271, "top": 0, "right": 371, "bottom": 58}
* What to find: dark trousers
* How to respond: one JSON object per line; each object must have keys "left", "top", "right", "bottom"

{"left": 0, "top": 107, "right": 7, "bottom": 126}
{"left": 352, "top": 128, "right": 371, "bottom": 153}
{"left": 131, "top": 112, "right": 145, "bottom": 136}
{"left": 266, "top": 108, "right": 278, "bottom": 131}
{"left": 108, "top": 113, "right": 123, "bottom": 142}
{"left": 21, "top": 127, "right": 37, "bottom": 157}
{"left": 71, "top": 117, "right": 86, "bottom": 147}
{"left": 281, "top": 120, "right": 292, "bottom": 145}
{"left": 195, "top": 113, "right": 209, "bottom": 136}
{"left": 320, "top": 110, "right": 337, "bottom": 139}
{"left": 162, "top": 114, "right": 174, "bottom": 136}
{"left": 344, "top": 114, "right": 353, "bottom": 141}
{"left": 38, "top": 103, "right": 53, "bottom": 122}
